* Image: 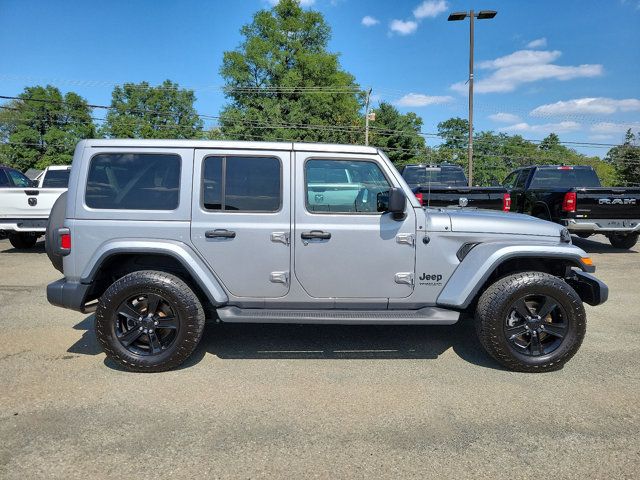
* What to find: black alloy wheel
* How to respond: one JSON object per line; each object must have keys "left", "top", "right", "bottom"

{"left": 114, "top": 293, "right": 180, "bottom": 356}
{"left": 504, "top": 294, "right": 567, "bottom": 357}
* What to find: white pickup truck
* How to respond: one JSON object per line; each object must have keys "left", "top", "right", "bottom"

{"left": 0, "top": 165, "right": 70, "bottom": 248}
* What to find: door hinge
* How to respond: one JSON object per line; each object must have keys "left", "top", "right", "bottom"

{"left": 270, "top": 271, "right": 289, "bottom": 285}
{"left": 270, "top": 232, "right": 290, "bottom": 245}
{"left": 394, "top": 272, "right": 414, "bottom": 286}
{"left": 396, "top": 233, "right": 415, "bottom": 246}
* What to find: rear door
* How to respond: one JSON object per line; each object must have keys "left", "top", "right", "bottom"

{"left": 190, "top": 149, "right": 291, "bottom": 298}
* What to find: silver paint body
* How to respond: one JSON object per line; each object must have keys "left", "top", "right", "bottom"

{"left": 60, "top": 140, "right": 592, "bottom": 323}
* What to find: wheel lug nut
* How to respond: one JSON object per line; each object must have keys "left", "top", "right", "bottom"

{"left": 139, "top": 326, "right": 143, "bottom": 331}
{"left": 154, "top": 321, "right": 158, "bottom": 326}
{"left": 144, "top": 329, "right": 148, "bottom": 333}
{"left": 149, "top": 329, "right": 154, "bottom": 333}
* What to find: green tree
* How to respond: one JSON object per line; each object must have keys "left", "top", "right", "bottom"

{"left": 368, "top": 102, "right": 426, "bottom": 165}
{"left": 219, "top": 0, "right": 363, "bottom": 143}
{"left": 607, "top": 129, "right": 640, "bottom": 186}
{"left": 0, "top": 85, "right": 95, "bottom": 170}
{"left": 101, "top": 80, "right": 203, "bottom": 139}
{"left": 539, "top": 132, "right": 561, "bottom": 151}
{"left": 437, "top": 117, "right": 469, "bottom": 151}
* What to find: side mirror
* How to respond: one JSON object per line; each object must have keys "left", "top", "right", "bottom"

{"left": 377, "top": 188, "right": 406, "bottom": 220}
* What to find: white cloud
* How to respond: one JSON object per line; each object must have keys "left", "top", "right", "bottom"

{"left": 488, "top": 112, "right": 521, "bottom": 123}
{"left": 526, "top": 37, "right": 547, "bottom": 49}
{"left": 394, "top": 93, "right": 454, "bottom": 107}
{"left": 452, "top": 49, "right": 603, "bottom": 94}
{"left": 478, "top": 50, "right": 562, "bottom": 69}
{"left": 499, "top": 121, "right": 581, "bottom": 134}
{"left": 531, "top": 98, "right": 640, "bottom": 116}
{"left": 590, "top": 121, "right": 640, "bottom": 134}
{"left": 361, "top": 15, "right": 380, "bottom": 27}
{"left": 389, "top": 19, "right": 418, "bottom": 35}
{"left": 413, "top": 0, "right": 448, "bottom": 19}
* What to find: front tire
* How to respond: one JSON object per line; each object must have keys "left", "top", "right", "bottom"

{"left": 9, "top": 232, "right": 38, "bottom": 249}
{"left": 475, "top": 271, "right": 586, "bottom": 373}
{"left": 608, "top": 232, "right": 638, "bottom": 250}
{"left": 95, "top": 270, "right": 205, "bottom": 372}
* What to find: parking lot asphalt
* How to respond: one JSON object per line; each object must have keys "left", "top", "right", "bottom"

{"left": 0, "top": 235, "right": 638, "bottom": 479}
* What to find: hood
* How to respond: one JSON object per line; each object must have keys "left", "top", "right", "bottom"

{"left": 446, "top": 209, "right": 563, "bottom": 238}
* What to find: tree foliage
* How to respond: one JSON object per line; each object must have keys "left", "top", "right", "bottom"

{"left": 219, "top": 0, "right": 363, "bottom": 143}
{"left": 607, "top": 129, "right": 640, "bottom": 186}
{"left": 0, "top": 85, "right": 95, "bottom": 170}
{"left": 101, "top": 80, "right": 203, "bottom": 139}
{"left": 368, "top": 102, "right": 426, "bottom": 165}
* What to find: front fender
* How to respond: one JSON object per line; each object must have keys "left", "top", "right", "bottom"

{"left": 81, "top": 239, "right": 229, "bottom": 306}
{"left": 437, "top": 241, "right": 592, "bottom": 309}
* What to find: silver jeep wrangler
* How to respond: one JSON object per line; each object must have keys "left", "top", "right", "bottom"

{"left": 46, "top": 140, "right": 608, "bottom": 372}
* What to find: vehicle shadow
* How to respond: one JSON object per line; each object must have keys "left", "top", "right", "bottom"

{"left": 572, "top": 235, "right": 638, "bottom": 254}
{"left": 0, "top": 239, "right": 47, "bottom": 254}
{"left": 66, "top": 314, "right": 504, "bottom": 372}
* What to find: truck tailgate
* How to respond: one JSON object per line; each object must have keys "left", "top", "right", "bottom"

{"left": 575, "top": 187, "right": 640, "bottom": 219}
{"left": 0, "top": 188, "right": 66, "bottom": 219}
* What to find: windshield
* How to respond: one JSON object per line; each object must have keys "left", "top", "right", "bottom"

{"left": 42, "top": 169, "right": 70, "bottom": 188}
{"left": 402, "top": 166, "right": 468, "bottom": 187}
{"left": 529, "top": 168, "right": 601, "bottom": 188}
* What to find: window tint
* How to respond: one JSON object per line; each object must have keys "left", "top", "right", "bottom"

{"left": 502, "top": 171, "right": 518, "bottom": 188}
{"left": 6, "top": 169, "right": 31, "bottom": 187}
{"left": 305, "top": 159, "right": 391, "bottom": 213}
{"left": 0, "top": 169, "right": 10, "bottom": 187}
{"left": 402, "top": 166, "right": 468, "bottom": 187}
{"left": 202, "top": 156, "right": 281, "bottom": 212}
{"left": 529, "top": 168, "right": 601, "bottom": 188}
{"left": 85, "top": 153, "right": 180, "bottom": 210}
{"left": 514, "top": 169, "right": 529, "bottom": 189}
{"left": 42, "top": 169, "right": 70, "bottom": 188}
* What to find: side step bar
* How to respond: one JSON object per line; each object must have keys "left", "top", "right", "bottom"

{"left": 217, "top": 306, "right": 459, "bottom": 325}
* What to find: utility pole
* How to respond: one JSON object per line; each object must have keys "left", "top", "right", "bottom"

{"left": 364, "top": 87, "right": 372, "bottom": 146}
{"left": 447, "top": 9, "right": 497, "bottom": 186}
{"left": 468, "top": 10, "right": 474, "bottom": 186}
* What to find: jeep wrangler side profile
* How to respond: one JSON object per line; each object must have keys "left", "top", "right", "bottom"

{"left": 46, "top": 140, "right": 608, "bottom": 373}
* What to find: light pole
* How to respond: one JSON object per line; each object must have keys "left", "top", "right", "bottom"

{"left": 448, "top": 9, "right": 497, "bottom": 186}
{"left": 364, "top": 87, "right": 373, "bottom": 146}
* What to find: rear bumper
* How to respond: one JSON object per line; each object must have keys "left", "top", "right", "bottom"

{"left": 47, "top": 278, "right": 92, "bottom": 312}
{"left": 564, "top": 218, "right": 640, "bottom": 234}
{"left": 566, "top": 270, "right": 608, "bottom": 306}
{"left": 0, "top": 218, "right": 48, "bottom": 233}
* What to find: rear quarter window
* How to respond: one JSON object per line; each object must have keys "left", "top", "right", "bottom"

{"left": 85, "top": 153, "right": 181, "bottom": 210}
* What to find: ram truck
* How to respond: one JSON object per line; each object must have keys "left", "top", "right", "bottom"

{"left": 0, "top": 165, "right": 71, "bottom": 248}
{"left": 400, "top": 164, "right": 511, "bottom": 211}
{"left": 504, "top": 165, "right": 640, "bottom": 249}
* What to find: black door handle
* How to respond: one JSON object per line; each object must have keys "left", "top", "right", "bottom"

{"left": 301, "top": 230, "right": 331, "bottom": 240}
{"left": 205, "top": 229, "right": 236, "bottom": 239}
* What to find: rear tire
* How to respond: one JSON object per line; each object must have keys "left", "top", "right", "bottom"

{"left": 95, "top": 270, "right": 205, "bottom": 372}
{"left": 608, "top": 232, "right": 638, "bottom": 250}
{"left": 9, "top": 232, "right": 38, "bottom": 249}
{"left": 475, "top": 271, "right": 586, "bottom": 373}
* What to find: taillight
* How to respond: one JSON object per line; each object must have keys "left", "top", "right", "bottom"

{"left": 58, "top": 228, "right": 71, "bottom": 253}
{"left": 562, "top": 192, "right": 577, "bottom": 212}
{"left": 414, "top": 192, "right": 424, "bottom": 205}
{"left": 502, "top": 193, "right": 511, "bottom": 212}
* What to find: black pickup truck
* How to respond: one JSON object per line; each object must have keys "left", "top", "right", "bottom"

{"left": 504, "top": 165, "right": 640, "bottom": 249}
{"left": 399, "top": 164, "right": 511, "bottom": 211}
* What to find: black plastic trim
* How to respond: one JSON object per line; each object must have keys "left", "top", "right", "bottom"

{"left": 566, "top": 270, "right": 609, "bottom": 306}
{"left": 47, "top": 278, "right": 91, "bottom": 312}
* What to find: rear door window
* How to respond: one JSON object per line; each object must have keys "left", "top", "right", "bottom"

{"left": 42, "top": 169, "right": 70, "bottom": 188}
{"left": 202, "top": 156, "right": 281, "bottom": 212}
{"left": 0, "top": 169, "right": 10, "bottom": 187}
{"left": 85, "top": 153, "right": 181, "bottom": 210}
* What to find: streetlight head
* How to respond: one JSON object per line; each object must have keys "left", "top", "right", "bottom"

{"left": 447, "top": 12, "right": 468, "bottom": 21}
{"left": 477, "top": 10, "right": 497, "bottom": 19}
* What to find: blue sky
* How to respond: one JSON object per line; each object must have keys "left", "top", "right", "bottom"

{"left": 1, "top": 0, "right": 639, "bottom": 157}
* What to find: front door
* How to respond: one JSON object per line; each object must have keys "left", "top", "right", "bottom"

{"left": 293, "top": 153, "right": 416, "bottom": 299}
{"left": 191, "top": 149, "right": 291, "bottom": 298}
